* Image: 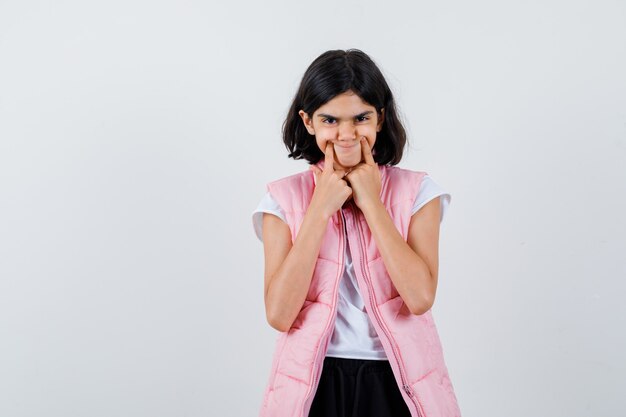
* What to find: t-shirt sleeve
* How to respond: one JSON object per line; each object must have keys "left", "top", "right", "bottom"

{"left": 411, "top": 175, "right": 451, "bottom": 223}
{"left": 251, "top": 192, "right": 288, "bottom": 242}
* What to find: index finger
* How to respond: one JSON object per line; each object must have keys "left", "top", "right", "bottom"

{"left": 324, "top": 141, "right": 335, "bottom": 173}
{"left": 360, "top": 137, "right": 375, "bottom": 165}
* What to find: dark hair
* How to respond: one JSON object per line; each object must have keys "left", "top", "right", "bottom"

{"left": 282, "top": 49, "right": 407, "bottom": 166}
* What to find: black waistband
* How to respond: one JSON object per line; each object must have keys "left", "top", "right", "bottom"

{"left": 322, "top": 356, "right": 392, "bottom": 376}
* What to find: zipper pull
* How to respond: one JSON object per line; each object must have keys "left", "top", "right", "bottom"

{"left": 403, "top": 384, "right": 414, "bottom": 397}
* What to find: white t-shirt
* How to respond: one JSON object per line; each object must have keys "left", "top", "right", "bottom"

{"left": 252, "top": 175, "right": 451, "bottom": 360}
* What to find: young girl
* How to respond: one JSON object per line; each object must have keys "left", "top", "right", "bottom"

{"left": 252, "top": 49, "right": 461, "bottom": 417}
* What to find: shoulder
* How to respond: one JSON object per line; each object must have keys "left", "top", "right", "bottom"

{"left": 409, "top": 174, "right": 452, "bottom": 222}
{"left": 382, "top": 165, "right": 428, "bottom": 189}
{"left": 265, "top": 167, "right": 315, "bottom": 212}
{"left": 267, "top": 168, "right": 313, "bottom": 190}
{"left": 383, "top": 164, "right": 427, "bottom": 178}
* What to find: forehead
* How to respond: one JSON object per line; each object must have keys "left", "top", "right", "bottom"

{"left": 313, "top": 91, "right": 374, "bottom": 115}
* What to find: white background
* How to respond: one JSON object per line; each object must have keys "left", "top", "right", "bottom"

{"left": 1, "top": 1, "right": 624, "bottom": 416}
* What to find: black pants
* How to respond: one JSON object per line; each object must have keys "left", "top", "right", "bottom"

{"left": 308, "top": 356, "right": 412, "bottom": 417}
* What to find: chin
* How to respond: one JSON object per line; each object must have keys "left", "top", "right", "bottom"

{"left": 337, "top": 158, "right": 360, "bottom": 168}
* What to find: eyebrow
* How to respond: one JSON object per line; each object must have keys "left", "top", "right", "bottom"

{"left": 317, "top": 111, "right": 374, "bottom": 119}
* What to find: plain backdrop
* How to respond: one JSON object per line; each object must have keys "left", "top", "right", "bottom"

{"left": 1, "top": 1, "right": 624, "bottom": 416}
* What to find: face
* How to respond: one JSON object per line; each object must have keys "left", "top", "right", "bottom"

{"left": 299, "top": 90, "right": 384, "bottom": 170}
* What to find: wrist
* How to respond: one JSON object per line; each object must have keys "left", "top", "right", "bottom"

{"left": 306, "top": 201, "right": 333, "bottom": 224}
{"left": 359, "top": 198, "right": 384, "bottom": 216}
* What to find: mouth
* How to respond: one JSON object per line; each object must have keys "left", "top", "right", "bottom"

{"left": 335, "top": 142, "right": 359, "bottom": 149}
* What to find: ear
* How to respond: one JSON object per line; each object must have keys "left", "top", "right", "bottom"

{"left": 298, "top": 110, "right": 315, "bottom": 135}
{"left": 377, "top": 107, "right": 385, "bottom": 132}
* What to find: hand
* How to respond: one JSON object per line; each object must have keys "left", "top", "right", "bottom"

{"left": 308, "top": 142, "right": 353, "bottom": 220}
{"left": 343, "top": 137, "right": 381, "bottom": 211}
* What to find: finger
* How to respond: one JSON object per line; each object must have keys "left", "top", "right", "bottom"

{"left": 324, "top": 141, "right": 335, "bottom": 173}
{"left": 360, "top": 136, "right": 375, "bottom": 165}
{"left": 344, "top": 167, "right": 357, "bottom": 186}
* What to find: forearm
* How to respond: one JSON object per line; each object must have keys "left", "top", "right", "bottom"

{"left": 265, "top": 205, "right": 330, "bottom": 331}
{"left": 360, "top": 200, "right": 434, "bottom": 315}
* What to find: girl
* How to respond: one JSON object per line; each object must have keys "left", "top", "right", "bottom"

{"left": 252, "top": 49, "right": 461, "bottom": 417}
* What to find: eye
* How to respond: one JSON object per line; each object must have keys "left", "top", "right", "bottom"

{"left": 322, "top": 117, "right": 336, "bottom": 124}
{"left": 356, "top": 115, "right": 370, "bottom": 122}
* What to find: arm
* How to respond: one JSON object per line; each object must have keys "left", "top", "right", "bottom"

{"left": 262, "top": 207, "right": 330, "bottom": 332}
{"left": 360, "top": 196, "right": 441, "bottom": 315}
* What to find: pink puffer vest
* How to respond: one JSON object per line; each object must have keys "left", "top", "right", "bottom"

{"left": 259, "top": 159, "right": 462, "bottom": 417}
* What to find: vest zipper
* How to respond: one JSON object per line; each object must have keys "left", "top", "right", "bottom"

{"left": 351, "top": 202, "right": 425, "bottom": 417}
{"left": 300, "top": 212, "right": 346, "bottom": 417}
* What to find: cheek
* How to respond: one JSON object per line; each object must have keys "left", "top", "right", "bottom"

{"left": 316, "top": 135, "right": 337, "bottom": 152}
{"left": 316, "top": 137, "right": 327, "bottom": 152}
{"left": 358, "top": 124, "right": 377, "bottom": 137}
{"left": 357, "top": 129, "right": 377, "bottom": 149}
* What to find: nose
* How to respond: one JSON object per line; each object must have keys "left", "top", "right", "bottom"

{"left": 337, "top": 121, "right": 357, "bottom": 142}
